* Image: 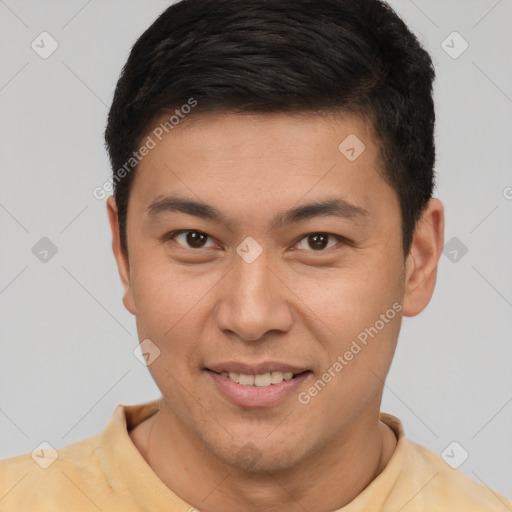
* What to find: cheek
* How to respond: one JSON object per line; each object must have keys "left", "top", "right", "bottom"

{"left": 290, "top": 258, "right": 403, "bottom": 344}
{"left": 289, "top": 254, "right": 404, "bottom": 415}
{"left": 308, "top": 261, "right": 404, "bottom": 408}
{"left": 130, "top": 252, "right": 201, "bottom": 332}
{"left": 129, "top": 255, "right": 223, "bottom": 374}
{"left": 299, "top": 309, "right": 401, "bottom": 429}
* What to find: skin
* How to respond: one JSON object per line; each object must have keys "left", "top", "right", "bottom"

{"left": 107, "top": 111, "right": 444, "bottom": 512}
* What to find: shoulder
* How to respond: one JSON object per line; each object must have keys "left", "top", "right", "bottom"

{"left": 0, "top": 433, "right": 108, "bottom": 511}
{"left": 402, "top": 439, "right": 512, "bottom": 511}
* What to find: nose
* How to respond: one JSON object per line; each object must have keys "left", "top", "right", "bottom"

{"left": 215, "top": 248, "right": 293, "bottom": 342}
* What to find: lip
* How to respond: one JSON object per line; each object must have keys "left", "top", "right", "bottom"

{"left": 206, "top": 361, "right": 309, "bottom": 375}
{"left": 206, "top": 369, "right": 312, "bottom": 408}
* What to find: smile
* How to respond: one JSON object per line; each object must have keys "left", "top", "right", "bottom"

{"left": 206, "top": 368, "right": 312, "bottom": 408}
{"left": 216, "top": 370, "right": 307, "bottom": 387}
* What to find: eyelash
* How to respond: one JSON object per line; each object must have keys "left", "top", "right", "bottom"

{"left": 165, "top": 230, "right": 347, "bottom": 252}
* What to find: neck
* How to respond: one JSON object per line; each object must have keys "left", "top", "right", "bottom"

{"left": 134, "top": 403, "right": 397, "bottom": 512}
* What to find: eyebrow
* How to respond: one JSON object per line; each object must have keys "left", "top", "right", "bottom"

{"left": 146, "top": 194, "right": 368, "bottom": 229}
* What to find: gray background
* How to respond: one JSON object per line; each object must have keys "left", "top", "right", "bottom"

{"left": 1, "top": 0, "right": 511, "bottom": 502}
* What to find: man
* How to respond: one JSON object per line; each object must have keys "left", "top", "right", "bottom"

{"left": 1, "top": 0, "right": 510, "bottom": 510}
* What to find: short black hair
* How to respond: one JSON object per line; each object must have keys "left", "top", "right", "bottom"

{"left": 105, "top": 0, "right": 436, "bottom": 256}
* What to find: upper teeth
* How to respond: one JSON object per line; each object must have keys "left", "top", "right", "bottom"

{"left": 220, "top": 371, "right": 295, "bottom": 387}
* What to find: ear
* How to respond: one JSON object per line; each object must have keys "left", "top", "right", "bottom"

{"left": 402, "top": 198, "right": 445, "bottom": 317}
{"left": 106, "top": 196, "right": 136, "bottom": 315}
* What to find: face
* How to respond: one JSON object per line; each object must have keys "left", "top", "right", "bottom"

{"left": 109, "top": 112, "right": 420, "bottom": 472}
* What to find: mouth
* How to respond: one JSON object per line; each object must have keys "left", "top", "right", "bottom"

{"left": 205, "top": 363, "right": 312, "bottom": 408}
{"left": 210, "top": 369, "right": 309, "bottom": 387}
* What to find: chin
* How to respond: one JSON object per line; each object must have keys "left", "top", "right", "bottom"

{"left": 206, "top": 436, "right": 307, "bottom": 474}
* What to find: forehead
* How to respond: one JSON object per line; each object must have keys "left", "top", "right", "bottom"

{"left": 131, "top": 111, "right": 384, "bottom": 198}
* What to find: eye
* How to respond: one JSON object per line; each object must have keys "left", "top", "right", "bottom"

{"left": 165, "top": 230, "right": 346, "bottom": 252}
{"left": 166, "top": 230, "right": 218, "bottom": 249}
{"left": 295, "top": 232, "right": 343, "bottom": 252}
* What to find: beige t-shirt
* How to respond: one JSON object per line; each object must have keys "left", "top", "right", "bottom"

{"left": 1, "top": 399, "right": 510, "bottom": 511}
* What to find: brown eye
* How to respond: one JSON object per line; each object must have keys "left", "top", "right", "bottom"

{"left": 296, "top": 233, "right": 340, "bottom": 251}
{"left": 167, "top": 230, "right": 215, "bottom": 249}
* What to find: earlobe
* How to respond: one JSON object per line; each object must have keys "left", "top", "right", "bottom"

{"left": 402, "top": 198, "right": 445, "bottom": 317}
{"left": 106, "top": 196, "right": 136, "bottom": 315}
